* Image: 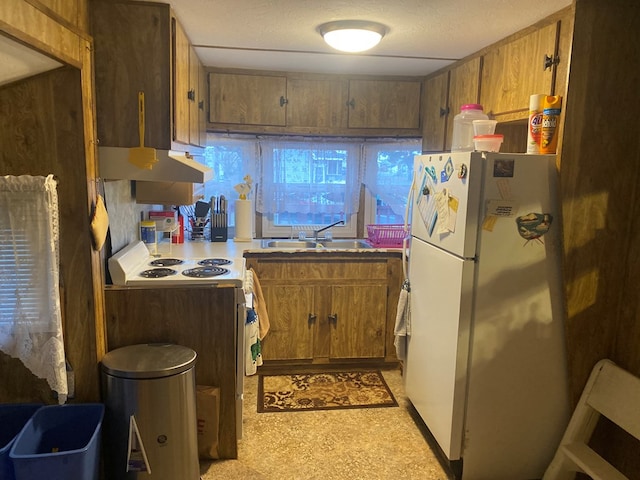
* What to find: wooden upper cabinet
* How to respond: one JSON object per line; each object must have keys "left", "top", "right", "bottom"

{"left": 91, "top": 1, "right": 203, "bottom": 150}
{"left": 480, "top": 22, "right": 559, "bottom": 120}
{"left": 187, "top": 46, "right": 205, "bottom": 147}
{"left": 446, "top": 58, "right": 482, "bottom": 151}
{"left": 206, "top": 71, "right": 422, "bottom": 135}
{"left": 422, "top": 71, "right": 449, "bottom": 152}
{"left": 172, "top": 20, "right": 205, "bottom": 147}
{"left": 173, "top": 18, "right": 191, "bottom": 145}
{"left": 91, "top": 1, "right": 173, "bottom": 149}
{"left": 196, "top": 50, "right": 207, "bottom": 146}
{"left": 39, "top": 0, "right": 89, "bottom": 33}
{"left": 286, "top": 77, "right": 348, "bottom": 129}
{"left": 209, "top": 73, "right": 287, "bottom": 126}
{"left": 347, "top": 79, "right": 422, "bottom": 129}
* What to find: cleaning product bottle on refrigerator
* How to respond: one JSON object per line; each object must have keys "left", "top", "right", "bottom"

{"left": 451, "top": 104, "right": 489, "bottom": 152}
{"left": 526, "top": 94, "right": 546, "bottom": 154}
{"left": 540, "top": 95, "right": 563, "bottom": 154}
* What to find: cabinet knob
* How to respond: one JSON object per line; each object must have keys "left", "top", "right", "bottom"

{"left": 328, "top": 313, "right": 338, "bottom": 324}
{"left": 308, "top": 313, "right": 317, "bottom": 324}
{"left": 187, "top": 89, "right": 196, "bottom": 101}
{"left": 346, "top": 98, "right": 356, "bottom": 109}
{"left": 279, "top": 96, "right": 288, "bottom": 107}
{"left": 543, "top": 54, "right": 560, "bottom": 71}
{"left": 439, "top": 106, "right": 449, "bottom": 117}
{"left": 198, "top": 100, "right": 204, "bottom": 110}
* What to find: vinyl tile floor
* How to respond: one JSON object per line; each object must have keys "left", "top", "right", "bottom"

{"left": 199, "top": 367, "right": 451, "bottom": 480}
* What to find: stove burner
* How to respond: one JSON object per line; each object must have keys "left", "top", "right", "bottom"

{"left": 198, "top": 258, "right": 232, "bottom": 267}
{"left": 149, "top": 258, "right": 184, "bottom": 267}
{"left": 139, "top": 268, "right": 178, "bottom": 278}
{"left": 181, "top": 266, "right": 229, "bottom": 278}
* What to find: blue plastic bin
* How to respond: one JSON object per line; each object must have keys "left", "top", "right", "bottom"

{"left": 9, "top": 403, "right": 104, "bottom": 480}
{"left": 0, "top": 404, "right": 43, "bottom": 480}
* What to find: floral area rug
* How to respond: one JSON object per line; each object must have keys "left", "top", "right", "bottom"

{"left": 257, "top": 371, "right": 398, "bottom": 412}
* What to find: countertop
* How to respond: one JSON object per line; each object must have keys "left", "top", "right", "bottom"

{"left": 107, "top": 239, "right": 402, "bottom": 288}
{"left": 156, "top": 239, "right": 263, "bottom": 262}
{"left": 159, "top": 239, "right": 403, "bottom": 258}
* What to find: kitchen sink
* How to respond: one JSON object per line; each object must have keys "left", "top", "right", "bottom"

{"left": 317, "top": 240, "right": 372, "bottom": 249}
{"left": 261, "top": 240, "right": 317, "bottom": 249}
{"left": 260, "top": 239, "right": 373, "bottom": 249}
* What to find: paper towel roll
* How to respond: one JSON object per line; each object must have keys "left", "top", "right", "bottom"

{"left": 234, "top": 199, "right": 253, "bottom": 242}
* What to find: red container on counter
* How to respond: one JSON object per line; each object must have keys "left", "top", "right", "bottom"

{"left": 172, "top": 214, "right": 184, "bottom": 243}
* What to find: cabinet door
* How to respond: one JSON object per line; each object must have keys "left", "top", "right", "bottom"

{"left": 422, "top": 71, "right": 449, "bottom": 152}
{"left": 197, "top": 55, "right": 207, "bottom": 146}
{"left": 329, "top": 285, "right": 387, "bottom": 359}
{"left": 173, "top": 18, "right": 190, "bottom": 144}
{"left": 188, "top": 46, "right": 204, "bottom": 146}
{"left": 446, "top": 58, "right": 481, "bottom": 151}
{"left": 91, "top": 1, "right": 173, "bottom": 149}
{"left": 347, "top": 79, "right": 421, "bottom": 129}
{"left": 209, "top": 73, "right": 287, "bottom": 126}
{"left": 480, "top": 22, "right": 558, "bottom": 120}
{"left": 286, "top": 77, "right": 348, "bottom": 129}
{"left": 39, "top": 0, "right": 86, "bottom": 31}
{"left": 260, "top": 284, "right": 315, "bottom": 360}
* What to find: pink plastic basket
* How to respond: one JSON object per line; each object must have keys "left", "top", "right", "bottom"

{"left": 366, "top": 224, "right": 408, "bottom": 248}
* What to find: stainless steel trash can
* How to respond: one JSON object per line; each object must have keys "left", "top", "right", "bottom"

{"left": 101, "top": 343, "right": 199, "bottom": 480}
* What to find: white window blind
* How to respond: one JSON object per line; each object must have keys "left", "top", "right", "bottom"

{"left": 0, "top": 174, "right": 67, "bottom": 402}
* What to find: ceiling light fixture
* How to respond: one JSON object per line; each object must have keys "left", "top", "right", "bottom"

{"left": 319, "top": 20, "right": 386, "bottom": 53}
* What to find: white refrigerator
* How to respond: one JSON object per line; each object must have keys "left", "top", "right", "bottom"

{"left": 405, "top": 152, "right": 570, "bottom": 479}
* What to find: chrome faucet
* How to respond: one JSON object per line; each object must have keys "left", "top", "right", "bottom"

{"left": 313, "top": 220, "right": 345, "bottom": 241}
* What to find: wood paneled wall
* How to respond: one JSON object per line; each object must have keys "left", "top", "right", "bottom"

{"left": 0, "top": 67, "right": 102, "bottom": 403}
{"left": 559, "top": 0, "right": 640, "bottom": 475}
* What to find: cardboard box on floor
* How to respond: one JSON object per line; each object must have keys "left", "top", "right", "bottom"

{"left": 196, "top": 385, "right": 220, "bottom": 460}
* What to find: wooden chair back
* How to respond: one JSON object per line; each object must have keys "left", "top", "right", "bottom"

{"left": 543, "top": 359, "right": 640, "bottom": 480}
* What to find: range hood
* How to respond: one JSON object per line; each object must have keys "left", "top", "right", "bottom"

{"left": 98, "top": 146, "right": 213, "bottom": 183}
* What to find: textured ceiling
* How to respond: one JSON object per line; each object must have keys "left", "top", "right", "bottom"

{"left": 172, "top": 0, "right": 572, "bottom": 76}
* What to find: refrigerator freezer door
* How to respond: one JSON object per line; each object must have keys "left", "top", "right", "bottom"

{"left": 411, "top": 153, "right": 483, "bottom": 258}
{"left": 404, "top": 236, "right": 475, "bottom": 460}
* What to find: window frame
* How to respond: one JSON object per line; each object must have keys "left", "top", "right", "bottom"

{"left": 202, "top": 134, "right": 420, "bottom": 239}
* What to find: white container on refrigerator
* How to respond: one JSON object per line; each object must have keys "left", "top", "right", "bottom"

{"left": 405, "top": 152, "right": 570, "bottom": 480}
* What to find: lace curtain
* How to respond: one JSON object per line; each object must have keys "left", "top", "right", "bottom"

{"left": 363, "top": 140, "right": 421, "bottom": 221}
{"left": 256, "top": 139, "right": 363, "bottom": 216}
{"left": 0, "top": 175, "right": 67, "bottom": 403}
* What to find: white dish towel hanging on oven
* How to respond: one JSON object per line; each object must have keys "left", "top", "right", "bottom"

{"left": 244, "top": 268, "right": 271, "bottom": 375}
{"left": 0, "top": 174, "right": 68, "bottom": 403}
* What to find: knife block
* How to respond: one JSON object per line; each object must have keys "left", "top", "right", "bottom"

{"left": 210, "top": 226, "right": 228, "bottom": 242}
{"left": 210, "top": 212, "right": 228, "bottom": 242}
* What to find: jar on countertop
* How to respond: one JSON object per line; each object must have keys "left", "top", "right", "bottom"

{"left": 140, "top": 220, "right": 156, "bottom": 245}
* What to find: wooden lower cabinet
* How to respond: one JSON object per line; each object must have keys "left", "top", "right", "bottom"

{"left": 261, "top": 284, "right": 316, "bottom": 360}
{"left": 329, "top": 285, "right": 387, "bottom": 359}
{"left": 245, "top": 253, "right": 401, "bottom": 365}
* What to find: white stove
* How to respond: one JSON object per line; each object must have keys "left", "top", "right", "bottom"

{"left": 108, "top": 241, "right": 245, "bottom": 286}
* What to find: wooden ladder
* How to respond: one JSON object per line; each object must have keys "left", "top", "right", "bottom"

{"left": 543, "top": 359, "right": 640, "bottom": 480}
